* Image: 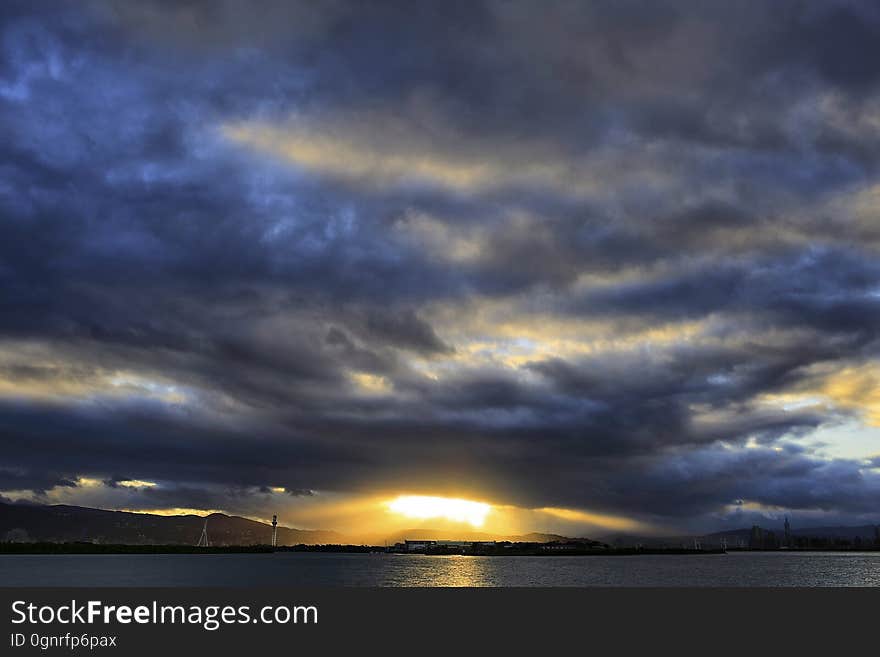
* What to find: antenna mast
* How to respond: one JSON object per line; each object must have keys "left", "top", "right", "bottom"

{"left": 271, "top": 514, "right": 278, "bottom": 548}
{"left": 196, "top": 518, "right": 210, "bottom": 547}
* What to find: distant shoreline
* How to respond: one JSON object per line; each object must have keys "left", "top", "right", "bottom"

{"left": 0, "top": 543, "right": 274, "bottom": 554}
{"left": 2, "top": 542, "right": 722, "bottom": 556}
{"left": 4, "top": 542, "right": 880, "bottom": 556}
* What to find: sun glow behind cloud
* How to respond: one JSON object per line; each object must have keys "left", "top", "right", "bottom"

{"left": 20, "top": 478, "right": 655, "bottom": 538}
{"left": 117, "top": 508, "right": 224, "bottom": 517}
{"left": 115, "top": 479, "right": 157, "bottom": 488}
{"left": 536, "top": 507, "right": 647, "bottom": 532}
{"left": 387, "top": 495, "right": 491, "bottom": 527}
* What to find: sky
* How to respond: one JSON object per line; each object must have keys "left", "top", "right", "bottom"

{"left": 2, "top": 0, "right": 880, "bottom": 539}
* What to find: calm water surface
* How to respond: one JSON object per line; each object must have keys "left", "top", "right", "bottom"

{"left": 2, "top": 551, "right": 880, "bottom": 586}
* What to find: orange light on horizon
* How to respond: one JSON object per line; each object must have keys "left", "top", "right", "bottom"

{"left": 387, "top": 495, "right": 491, "bottom": 527}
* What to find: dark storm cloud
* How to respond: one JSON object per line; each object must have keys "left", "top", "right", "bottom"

{"left": 593, "top": 445, "right": 880, "bottom": 524}
{"left": 2, "top": 0, "right": 880, "bottom": 531}
{"left": 576, "top": 246, "right": 880, "bottom": 331}
{"left": 0, "top": 467, "right": 77, "bottom": 496}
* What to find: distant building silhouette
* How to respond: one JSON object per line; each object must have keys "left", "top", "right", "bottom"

{"left": 784, "top": 516, "right": 791, "bottom": 548}
{"left": 749, "top": 525, "right": 763, "bottom": 549}
{"left": 748, "top": 525, "right": 779, "bottom": 550}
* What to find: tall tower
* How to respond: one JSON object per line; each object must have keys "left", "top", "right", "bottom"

{"left": 271, "top": 514, "right": 278, "bottom": 548}
{"left": 784, "top": 516, "right": 791, "bottom": 548}
{"left": 196, "top": 518, "right": 210, "bottom": 547}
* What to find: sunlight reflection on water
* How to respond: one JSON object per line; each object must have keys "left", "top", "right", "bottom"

{"left": 2, "top": 552, "right": 880, "bottom": 587}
